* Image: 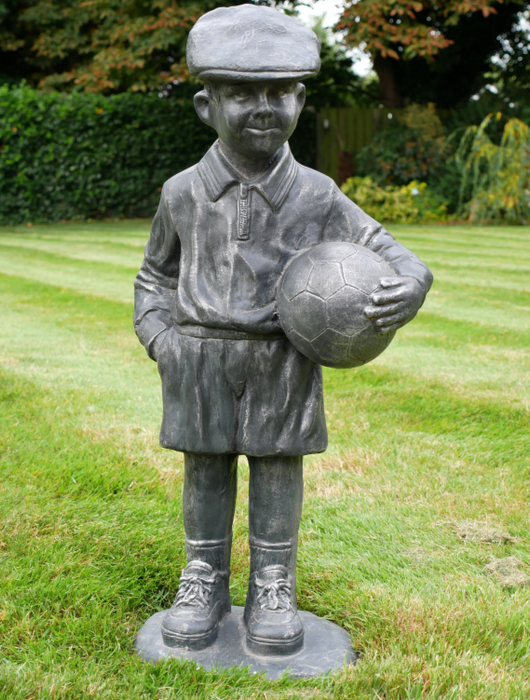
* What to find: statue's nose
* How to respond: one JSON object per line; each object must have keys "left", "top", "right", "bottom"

{"left": 253, "top": 90, "right": 273, "bottom": 119}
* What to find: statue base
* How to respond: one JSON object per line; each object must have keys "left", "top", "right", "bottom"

{"left": 135, "top": 606, "right": 357, "bottom": 679}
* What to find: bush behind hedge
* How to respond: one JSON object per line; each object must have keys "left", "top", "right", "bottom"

{"left": 341, "top": 176, "right": 448, "bottom": 224}
{"left": 0, "top": 85, "right": 316, "bottom": 225}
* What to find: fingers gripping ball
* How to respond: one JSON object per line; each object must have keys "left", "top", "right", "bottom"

{"left": 278, "top": 242, "right": 397, "bottom": 368}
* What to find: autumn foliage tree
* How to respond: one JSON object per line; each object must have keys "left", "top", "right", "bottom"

{"left": 0, "top": 0, "right": 250, "bottom": 93}
{"left": 336, "top": 0, "right": 525, "bottom": 107}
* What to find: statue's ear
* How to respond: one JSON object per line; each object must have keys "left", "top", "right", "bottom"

{"left": 295, "top": 83, "right": 306, "bottom": 115}
{"left": 194, "top": 90, "right": 214, "bottom": 127}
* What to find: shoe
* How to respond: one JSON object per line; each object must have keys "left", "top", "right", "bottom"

{"left": 244, "top": 564, "right": 304, "bottom": 656}
{"left": 161, "top": 560, "right": 230, "bottom": 650}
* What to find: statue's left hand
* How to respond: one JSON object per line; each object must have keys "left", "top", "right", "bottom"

{"left": 364, "top": 276, "right": 425, "bottom": 334}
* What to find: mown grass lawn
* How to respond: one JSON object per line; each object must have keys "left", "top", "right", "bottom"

{"left": 0, "top": 221, "right": 529, "bottom": 700}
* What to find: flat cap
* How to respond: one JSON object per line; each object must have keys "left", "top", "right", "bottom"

{"left": 187, "top": 4, "right": 321, "bottom": 82}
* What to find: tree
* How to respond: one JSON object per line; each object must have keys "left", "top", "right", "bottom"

{"left": 303, "top": 15, "right": 379, "bottom": 108}
{"left": 488, "top": 13, "right": 530, "bottom": 104}
{"left": 0, "top": 0, "right": 248, "bottom": 93}
{"left": 336, "top": 0, "right": 525, "bottom": 108}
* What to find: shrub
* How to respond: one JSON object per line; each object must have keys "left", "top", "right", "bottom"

{"left": 341, "top": 176, "right": 448, "bottom": 224}
{"left": 454, "top": 112, "right": 530, "bottom": 224}
{"left": 356, "top": 104, "right": 446, "bottom": 188}
{"left": 0, "top": 85, "right": 316, "bottom": 225}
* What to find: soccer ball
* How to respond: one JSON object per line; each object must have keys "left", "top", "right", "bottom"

{"left": 277, "top": 242, "right": 397, "bottom": 368}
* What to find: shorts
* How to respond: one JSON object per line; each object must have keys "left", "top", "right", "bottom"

{"left": 156, "top": 327, "right": 328, "bottom": 456}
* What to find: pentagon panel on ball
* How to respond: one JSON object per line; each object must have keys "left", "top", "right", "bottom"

{"left": 278, "top": 242, "right": 397, "bottom": 369}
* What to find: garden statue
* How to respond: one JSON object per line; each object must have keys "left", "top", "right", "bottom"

{"left": 133, "top": 4, "right": 432, "bottom": 677}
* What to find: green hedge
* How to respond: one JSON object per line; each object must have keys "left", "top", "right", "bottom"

{"left": 0, "top": 85, "right": 316, "bottom": 225}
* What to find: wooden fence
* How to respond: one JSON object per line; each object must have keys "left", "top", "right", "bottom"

{"left": 316, "top": 107, "right": 396, "bottom": 185}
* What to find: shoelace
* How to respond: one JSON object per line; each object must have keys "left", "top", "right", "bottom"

{"left": 255, "top": 577, "right": 292, "bottom": 611}
{"left": 175, "top": 572, "right": 216, "bottom": 609}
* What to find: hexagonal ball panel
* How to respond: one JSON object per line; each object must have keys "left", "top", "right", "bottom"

{"left": 326, "top": 286, "right": 371, "bottom": 336}
{"left": 309, "top": 241, "right": 358, "bottom": 263}
{"left": 286, "top": 329, "right": 322, "bottom": 365}
{"left": 306, "top": 262, "right": 344, "bottom": 300}
{"left": 342, "top": 254, "right": 384, "bottom": 295}
{"left": 279, "top": 291, "right": 328, "bottom": 342}
{"left": 280, "top": 253, "right": 314, "bottom": 302}
{"left": 309, "top": 328, "right": 352, "bottom": 368}
{"left": 348, "top": 325, "right": 397, "bottom": 366}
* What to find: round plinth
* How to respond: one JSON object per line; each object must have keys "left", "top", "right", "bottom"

{"left": 135, "top": 606, "right": 357, "bottom": 680}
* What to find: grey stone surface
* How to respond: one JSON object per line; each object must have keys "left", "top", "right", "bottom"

{"left": 135, "top": 606, "right": 357, "bottom": 679}
{"left": 132, "top": 3, "right": 433, "bottom": 674}
{"left": 187, "top": 4, "right": 321, "bottom": 82}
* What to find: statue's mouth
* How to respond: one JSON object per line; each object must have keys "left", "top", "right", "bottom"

{"left": 245, "top": 126, "right": 278, "bottom": 133}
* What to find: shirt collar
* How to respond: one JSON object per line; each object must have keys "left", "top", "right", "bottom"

{"left": 197, "top": 140, "right": 298, "bottom": 211}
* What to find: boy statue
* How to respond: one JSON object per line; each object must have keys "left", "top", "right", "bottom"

{"left": 134, "top": 5, "right": 432, "bottom": 657}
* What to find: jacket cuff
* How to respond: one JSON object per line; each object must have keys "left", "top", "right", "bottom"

{"left": 390, "top": 258, "right": 433, "bottom": 297}
{"left": 135, "top": 314, "right": 170, "bottom": 360}
{"left": 146, "top": 327, "right": 169, "bottom": 361}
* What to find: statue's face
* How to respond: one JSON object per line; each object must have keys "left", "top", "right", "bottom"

{"left": 204, "top": 81, "right": 306, "bottom": 160}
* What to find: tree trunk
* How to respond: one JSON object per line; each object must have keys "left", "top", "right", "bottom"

{"left": 373, "top": 54, "right": 403, "bottom": 108}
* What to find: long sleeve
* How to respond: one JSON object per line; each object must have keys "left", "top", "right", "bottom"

{"left": 133, "top": 188, "right": 181, "bottom": 359}
{"left": 323, "top": 186, "right": 433, "bottom": 297}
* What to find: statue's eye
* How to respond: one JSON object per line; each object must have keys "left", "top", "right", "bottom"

{"left": 229, "top": 88, "right": 251, "bottom": 99}
{"left": 272, "top": 86, "right": 292, "bottom": 98}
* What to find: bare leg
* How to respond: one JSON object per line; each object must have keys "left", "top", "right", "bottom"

{"left": 161, "top": 452, "right": 238, "bottom": 650}
{"left": 245, "top": 455, "right": 304, "bottom": 656}
{"left": 183, "top": 452, "right": 238, "bottom": 569}
{"left": 248, "top": 455, "right": 303, "bottom": 571}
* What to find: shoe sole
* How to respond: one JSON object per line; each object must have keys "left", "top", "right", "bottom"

{"left": 162, "top": 622, "right": 219, "bottom": 650}
{"left": 246, "top": 629, "right": 304, "bottom": 657}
